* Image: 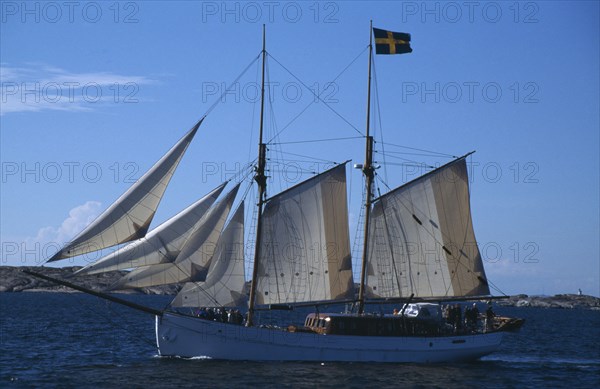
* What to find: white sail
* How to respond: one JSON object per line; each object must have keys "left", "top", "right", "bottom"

{"left": 111, "top": 184, "right": 240, "bottom": 289}
{"left": 48, "top": 119, "right": 204, "bottom": 262}
{"left": 171, "top": 203, "right": 246, "bottom": 308}
{"left": 366, "top": 157, "right": 489, "bottom": 298}
{"left": 75, "top": 183, "right": 227, "bottom": 275}
{"left": 255, "top": 164, "right": 354, "bottom": 305}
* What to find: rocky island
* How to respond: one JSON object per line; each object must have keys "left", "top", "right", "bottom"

{"left": 497, "top": 293, "right": 600, "bottom": 310}
{"left": 0, "top": 266, "right": 180, "bottom": 295}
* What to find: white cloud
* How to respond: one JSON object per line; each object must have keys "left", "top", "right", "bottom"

{"left": 1, "top": 201, "right": 103, "bottom": 266}
{"left": 27, "top": 201, "right": 102, "bottom": 256}
{"left": 0, "top": 64, "right": 155, "bottom": 115}
{"left": 34, "top": 201, "right": 103, "bottom": 245}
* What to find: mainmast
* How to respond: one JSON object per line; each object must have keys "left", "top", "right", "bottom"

{"left": 246, "top": 24, "right": 267, "bottom": 327}
{"left": 357, "top": 21, "right": 375, "bottom": 314}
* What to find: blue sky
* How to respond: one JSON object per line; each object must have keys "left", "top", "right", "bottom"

{"left": 1, "top": 1, "right": 598, "bottom": 297}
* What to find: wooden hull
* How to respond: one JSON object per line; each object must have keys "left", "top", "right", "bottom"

{"left": 155, "top": 312, "right": 504, "bottom": 362}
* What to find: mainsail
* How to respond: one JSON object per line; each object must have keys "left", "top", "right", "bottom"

{"left": 366, "top": 156, "right": 489, "bottom": 298}
{"left": 110, "top": 184, "right": 240, "bottom": 289}
{"left": 48, "top": 120, "right": 203, "bottom": 262}
{"left": 75, "top": 183, "right": 227, "bottom": 275}
{"left": 255, "top": 164, "right": 354, "bottom": 305}
{"left": 171, "top": 203, "right": 246, "bottom": 308}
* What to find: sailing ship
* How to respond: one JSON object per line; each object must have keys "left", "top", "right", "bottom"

{"left": 30, "top": 24, "right": 523, "bottom": 363}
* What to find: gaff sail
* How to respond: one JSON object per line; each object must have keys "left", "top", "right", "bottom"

{"left": 255, "top": 164, "right": 354, "bottom": 305}
{"left": 366, "top": 156, "right": 489, "bottom": 299}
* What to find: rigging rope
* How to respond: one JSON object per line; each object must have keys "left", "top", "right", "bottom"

{"left": 202, "top": 52, "right": 261, "bottom": 118}
{"left": 371, "top": 51, "right": 389, "bottom": 185}
{"left": 264, "top": 55, "right": 288, "bottom": 197}
{"left": 272, "top": 150, "right": 340, "bottom": 165}
{"left": 378, "top": 149, "right": 457, "bottom": 158}
{"left": 265, "top": 47, "right": 368, "bottom": 143}
{"left": 268, "top": 53, "right": 366, "bottom": 139}
{"left": 270, "top": 136, "right": 362, "bottom": 145}
{"left": 375, "top": 174, "right": 392, "bottom": 192}
{"left": 247, "top": 52, "right": 262, "bottom": 163}
{"left": 378, "top": 141, "right": 457, "bottom": 158}
{"left": 374, "top": 151, "right": 436, "bottom": 168}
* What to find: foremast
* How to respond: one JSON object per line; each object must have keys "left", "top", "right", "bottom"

{"left": 357, "top": 20, "right": 375, "bottom": 315}
{"left": 246, "top": 24, "right": 267, "bottom": 327}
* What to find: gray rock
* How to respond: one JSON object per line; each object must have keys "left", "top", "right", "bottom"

{"left": 0, "top": 266, "right": 180, "bottom": 295}
{"left": 498, "top": 293, "right": 600, "bottom": 310}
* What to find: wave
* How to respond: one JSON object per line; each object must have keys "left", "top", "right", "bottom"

{"left": 482, "top": 354, "right": 600, "bottom": 366}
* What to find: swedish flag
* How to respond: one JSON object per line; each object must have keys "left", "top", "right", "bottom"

{"left": 373, "top": 28, "right": 412, "bottom": 55}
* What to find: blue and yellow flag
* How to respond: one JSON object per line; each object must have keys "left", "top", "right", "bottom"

{"left": 373, "top": 28, "right": 412, "bottom": 55}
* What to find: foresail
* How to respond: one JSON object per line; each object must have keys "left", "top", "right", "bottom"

{"left": 75, "top": 183, "right": 227, "bottom": 275}
{"left": 48, "top": 119, "right": 204, "bottom": 262}
{"left": 110, "top": 184, "right": 240, "bottom": 289}
{"left": 255, "top": 164, "right": 354, "bottom": 305}
{"left": 366, "top": 157, "right": 489, "bottom": 299}
{"left": 171, "top": 203, "right": 246, "bottom": 308}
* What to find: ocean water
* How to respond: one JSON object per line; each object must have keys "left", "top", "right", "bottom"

{"left": 1, "top": 293, "right": 599, "bottom": 388}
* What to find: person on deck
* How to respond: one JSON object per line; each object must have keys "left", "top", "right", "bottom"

{"left": 221, "top": 308, "right": 228, "bottom": 323}
{"left": 453, "top": 304, "right": 462, "bottom": 334}
{"left": 206, "top": 308, "right": 215, "bottom": 321}
{"left": 442, "top": 305, "right": 450, "bottom": 322}
{"left": 466, "top": 303, "right": 479, "bottom": 332}
{"left": 485, "top": 302, "right": 495, "bottom": 332}
{"left": 234, "top": 310, "right": 243, "bottom": 325}
{"left": 198, "top": 307, "right": 208, "bottom": 319}
{"left": 464, "top": 305, "right": 472, "bottom": 327}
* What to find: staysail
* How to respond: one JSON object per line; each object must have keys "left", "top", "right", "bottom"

{"left": 171, "top": 203, "right": 246, "bottom": 308}
{"left": 366, "top": 156, "right": 489, "bottom": 298}
{"left": 48, "top": 119, "right": 203, "bottom": 262}
{"left": 75, "top": 183, "right": 227, "bottom": 275}
{"left": 110, "top": 184, "right": 240, "bottom": 289}
{"left": 255, "top": 164, "right": 354, "bottom": 305}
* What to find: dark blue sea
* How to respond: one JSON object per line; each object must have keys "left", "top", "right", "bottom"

{"left": 1, "top": 293, "right": 599, "bottom": 388}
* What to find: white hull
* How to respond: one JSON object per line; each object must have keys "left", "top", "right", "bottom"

{"left": 155, "top": 312, "right": 503, "bottom": 363}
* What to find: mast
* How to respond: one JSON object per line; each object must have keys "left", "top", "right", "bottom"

{"left": 357, "top": 20, "right": 374, "bottom": 315}
{"left": 246, "top": 24, "right": 267, "bottom": 327}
